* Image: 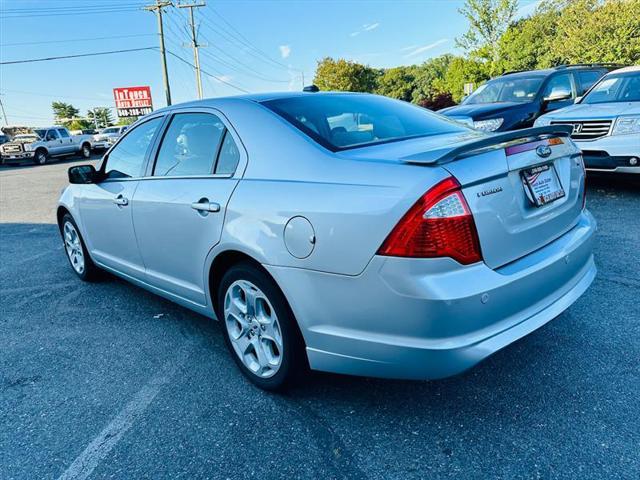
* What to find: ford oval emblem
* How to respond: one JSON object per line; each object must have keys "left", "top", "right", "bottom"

{"left": 536, "top": 145, "right": 552, "bottom": 158}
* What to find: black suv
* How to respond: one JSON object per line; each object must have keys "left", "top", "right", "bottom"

{"left": 439, "top": 65, "right": 613, "bottom": 132}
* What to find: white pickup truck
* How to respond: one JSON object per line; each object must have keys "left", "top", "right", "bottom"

{"left": 0, "top": 126, "right": 93, "bottom": 165}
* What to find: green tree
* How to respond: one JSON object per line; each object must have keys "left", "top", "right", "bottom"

{"left": 67, "top": 119, "right": 93, "bottom": 131}
{"left": 313, "top": 57, "right": 379, "bottom": 92}
{"left": 51, "top": 101, "right": 80, "bottom": 126}
{"left": 117, "top": 116, "right": 137, "bottom": 126}
{"left": 443, "top": 56, "right": 490, "bottom": 102}
{"left": 456, "top": 0, "right": 519, "bottom": 74}
{"left": 497, "top": 6, "right": 562, "bottom": 73}
{"left": 87, "top": 107, "right": 114, "bottom": 128}
{"left": 553, "top": 0, "right": 640, "bottom": 65}
{"left": 375, "top": 66, "right": 418, "bottom": 101}
{"left": 411, "top": 54, "right": 455, "bottom": 104}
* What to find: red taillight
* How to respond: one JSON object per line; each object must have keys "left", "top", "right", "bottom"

{"left": 377, "top": 177, "right": 482, "bottom": 264}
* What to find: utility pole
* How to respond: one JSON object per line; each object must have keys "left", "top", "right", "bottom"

{"left": 0, "top": 95, "right": 8, "bottom": 126}
{"left": 145, "top": 0, "right": 173, "bottom": 106}
{"left": 177, "top": 2, "right": 206, "bottom": 99}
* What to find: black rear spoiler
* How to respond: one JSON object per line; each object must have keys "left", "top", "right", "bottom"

{"left": 402, "top": 125, "right": 574, "bottom": 165}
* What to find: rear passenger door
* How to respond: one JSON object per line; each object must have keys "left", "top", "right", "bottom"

{"left": 131, "top": 109, "right": 245, "bottom": 306}
{"left": 57, "top": 128, "right": 75, "bottom": 154}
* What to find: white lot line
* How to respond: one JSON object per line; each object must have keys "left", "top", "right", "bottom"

{"left": 57, "top": 343, "right": 194, "bottom": 480}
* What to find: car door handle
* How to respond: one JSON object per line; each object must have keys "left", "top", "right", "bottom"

{"left": 113, "top": 195, "right": 129, "bottom": 206}
{"left": 191, "top": 200, "right": 220, "bottom": 213}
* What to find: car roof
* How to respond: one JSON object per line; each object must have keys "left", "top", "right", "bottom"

{"left": 608, "top": 65, "right": 640, "bottom": 74}
{"left": 153, "top": 91, "right": 368, "bottom": 114}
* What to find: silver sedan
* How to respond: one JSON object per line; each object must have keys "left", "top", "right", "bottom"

{"left": 58, "top": 92, "right": 596, "bottom": 390}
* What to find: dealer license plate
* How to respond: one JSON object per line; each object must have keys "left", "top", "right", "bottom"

{"left": 522, "top": 164, "right": 565, "bottom": 207}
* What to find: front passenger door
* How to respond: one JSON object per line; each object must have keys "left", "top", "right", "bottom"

{"left": 132, "top": 111, "right": 243, "bottom": 305}
{"left": 44, "top": 129, "right": 63, "bottom": 155}
{"left": 77, "top": 116, "right": 164, "bottom": 279}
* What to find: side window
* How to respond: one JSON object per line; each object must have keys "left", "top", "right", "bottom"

{"left": 578, "top": 71, "right": 604, "bottom": 95}
{"left": 215, "top": 131, "right": 240, "bottom": 175}
{"left": 543, "top": 74, "right": 573, "bottom": 99}
{"left": 104, "top": 117, "right": 163, "bottom": 179}
{"left": 58, "top": 129, "right": 70, "bottom": 138}
{"left": 46, "top": 130, "right": 59, "bottom": 140}
{"left": 154, "top": 113, "right": 225, "bottom": 177}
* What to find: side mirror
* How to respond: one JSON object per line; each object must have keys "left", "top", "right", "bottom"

{"left": 68, "top": 164, "right": 101, "bottom": 184}
{"left": 46, "top": 135, "right": 56, "bottom": 141}
{"left": 543, "top": 91, "right": 572, "bottom": 103}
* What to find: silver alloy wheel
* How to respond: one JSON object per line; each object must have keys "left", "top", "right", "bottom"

{"left": 224, "top": 279, "right": 283, "bottom": 378}
{"left": 63, "top": 221, "right": 85, "bottom": 275}
{"left": 36, "top": 151, "right": 46, "bottom": 164}
{"left": 82, "top": 144, "right": 91, "bottom": 158}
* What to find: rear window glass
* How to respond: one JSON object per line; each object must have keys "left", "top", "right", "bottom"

{"left": 262, "top": 94, "right": 466, "bottom": 151}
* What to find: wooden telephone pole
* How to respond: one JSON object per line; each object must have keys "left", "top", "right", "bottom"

{"left": 144, "top": 0, "right": 173, "bottom": 106}
{"left": 177, "top": 2, "right": 206, "bottom": 99}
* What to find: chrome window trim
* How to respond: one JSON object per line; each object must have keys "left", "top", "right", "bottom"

{"left": 142, "top": 105, "right": 247, "bottom": 179}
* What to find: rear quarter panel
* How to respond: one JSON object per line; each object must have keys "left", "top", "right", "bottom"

{"left": 215, "top": 99, "right": 449, "bottom": 276}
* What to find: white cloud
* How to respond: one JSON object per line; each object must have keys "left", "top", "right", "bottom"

{"left": 279, "top": 45, "right": 291, "bottom": 59}
{"left": 403, "top": 39, "right": 449, "bottom": 58}
{"left": 400, "top": 44, "right": 419, "bottom": 52}
{"left": 350, "top": 22, "right": 380, "bottom": 37}
{"left": 213, "top": 74, "right": 233, "bottom": 84}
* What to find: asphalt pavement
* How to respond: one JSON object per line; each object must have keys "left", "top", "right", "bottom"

{"left": 1, "top": 158, "right": 638, "bottom": 479}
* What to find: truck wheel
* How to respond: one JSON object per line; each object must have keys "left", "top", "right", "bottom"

{"left": 34, "top": 149, "right": 48, "bottom": 165}
{"left": 79, "top": 143, "right": 91, "bottom": 159}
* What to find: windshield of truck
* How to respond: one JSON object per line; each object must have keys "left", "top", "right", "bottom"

{"left": 103, "top": 127, "right": 120, "bottom": 134}
{"left": 582, "top": 71, "right": 640, "bottom": 104}
{"left": 33, "top": 129, "right": 46, "bottom": 138}
{"left": 463, "top": 76, "right": 545, "bottom": 104}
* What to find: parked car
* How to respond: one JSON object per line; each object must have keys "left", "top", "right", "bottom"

{"left": 534, "top": 66, "right": 640, "bottom": 174}
{"left": 440, "top": 65, "right": 612, "bottom": 132}
{"left": 58, "top": 93, "right": 595, "bottom": 390}
{"left": 91, "top": 125, "right": 127, "bottom": 150}
{"left": 0, "top": 126, "right": 92, "bottom": 165}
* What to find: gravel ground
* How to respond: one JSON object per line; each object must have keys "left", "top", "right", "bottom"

{"left": 1, "top": 159, "right": 638, "bottom": 480}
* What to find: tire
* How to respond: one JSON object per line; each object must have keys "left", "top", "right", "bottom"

{"left": 217, "top": 261, "right": 307, "bottom": 391}
{"left": 79, "top": 143, "right": 91, "bottom": 159}
{"left": 34, "top": 149, "right": 47, "bottom": 165}
{"left": 61, "top": 213, "right": 100, "bottom": 282}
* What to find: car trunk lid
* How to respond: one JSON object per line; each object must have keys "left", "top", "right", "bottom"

{"left": 442, "top": 136, "right": 584, "bottom": 269}
{"left": 341, "top": 126, "right": 584, "bottom": 269}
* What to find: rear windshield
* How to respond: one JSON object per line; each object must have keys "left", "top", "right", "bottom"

{"left": 262, "top": 94, "right": 467, "bottom": 151}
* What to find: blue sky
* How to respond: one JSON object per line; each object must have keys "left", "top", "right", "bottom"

{"left": 0, "top": 0, "right": 540, "bottom": 125}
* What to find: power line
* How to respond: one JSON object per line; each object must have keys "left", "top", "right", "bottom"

{"left": 0, "top": 47, "right": 156, "bottom": 65}
{"left": 165, "top": 50, "right": 251, "bottom": 93}
{"left": 206, "top": 8, "right": 302, "bottom": 73}
{"left": 0, "top": 7, "right": 144, "bottom": 19}
{"left": 2, "top": 2, "right": 146, "bottom": 13}
{"left": 1, "top": 33, "right": 156, "bottom": 47}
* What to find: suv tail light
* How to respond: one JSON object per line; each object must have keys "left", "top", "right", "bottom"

{"left": 377, "top": 177, "right": 482, "bottom": 264}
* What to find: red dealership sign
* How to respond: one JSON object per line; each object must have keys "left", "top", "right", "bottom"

{"left": 113, "top": 86, "right": 153, "bottom": 117}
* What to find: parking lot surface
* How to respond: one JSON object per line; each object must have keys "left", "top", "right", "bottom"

{"left": 1, "top": 159, "right": 638, "bottom": 479}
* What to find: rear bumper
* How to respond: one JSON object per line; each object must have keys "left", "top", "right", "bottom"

{"left": 266, "top": 210, "right": 597, "bottom": 380}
